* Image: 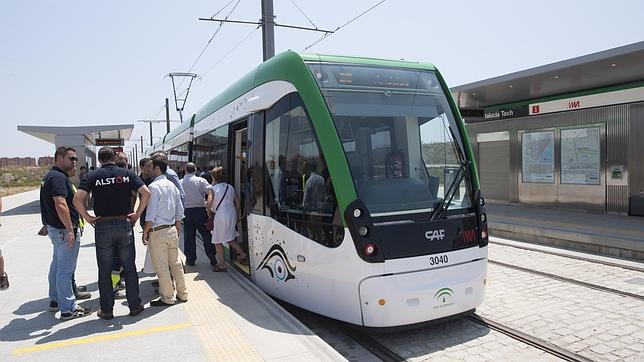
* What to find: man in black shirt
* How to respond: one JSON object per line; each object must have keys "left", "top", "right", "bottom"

{"left": 74, "top": 147, "right": 151, "bottom": 320}
{"left": 40, "top": 146, "right": 92, "bottom": 320}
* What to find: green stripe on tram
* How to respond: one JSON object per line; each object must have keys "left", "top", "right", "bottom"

{"left": 162, "top": 51, "right": 477, "bottom": 221}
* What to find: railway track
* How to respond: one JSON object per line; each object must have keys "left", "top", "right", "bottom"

{"left": 280, "top": 301, "right": 405, "bottom": 361}
{"left": 488, "top": 259, "right": 644, "bottom": 301}
{"left": 284, "top": 299, "right": 598, "bottom": 362}
{"left": 333, "top": 324, "right": 406, "bottom": 362}
{"left": 466, "top": 314, "right": 592, "bottom": 362}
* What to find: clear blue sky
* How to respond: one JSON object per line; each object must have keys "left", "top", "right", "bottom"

{"left": 1, "top": 0, "right": 643, "bottom": 158}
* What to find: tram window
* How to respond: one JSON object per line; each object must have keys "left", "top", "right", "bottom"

{"left": 193, "top": 125, "right": 229, "bottom": 176}
{"left": 168, "top": 143, "right": 189, "bottom": 176}
{"left": 264, "top": 93, "right": 344, "bottom": 247}
{"left": 248, "top": 113, "right": 264, "bottom": 214}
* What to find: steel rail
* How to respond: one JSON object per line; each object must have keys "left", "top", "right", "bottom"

{"left": 489, "top": 259, "right": 644, "bottom": 301}
{"left": 489, "top": 239, "right": 644, "bottom": 272}
{"left": 466, "top": 314, "right": 593, "bottom": 362}
{"left": 334, "top": 324, "right": 405, "bottom": 362}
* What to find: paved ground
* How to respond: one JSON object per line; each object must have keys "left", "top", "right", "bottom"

{"left": 0, "top": 190, "right": 343, "bottom": 361}
{"left": 366, "top": 238, "right": 644, "bottom": 361}
{"left": 3, "top": 190, "right": 643, "bottom": 361}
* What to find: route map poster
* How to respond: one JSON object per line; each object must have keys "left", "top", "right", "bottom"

{"left": 561, "top": 127, "right": 600, "bottom": 185}
{"left": 522, "top": 131, "right": 554, "bottom": 183}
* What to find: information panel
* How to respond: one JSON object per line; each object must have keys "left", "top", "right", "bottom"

{"left": 522, "top": 131, "right": 554, "bottom": 183}
{"left": 561, "top": 127, "right": 600, "bottom": 185}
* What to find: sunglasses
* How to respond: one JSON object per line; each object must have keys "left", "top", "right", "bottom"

{"left": 67, "top": 156, "right": 78, "bottom": 162}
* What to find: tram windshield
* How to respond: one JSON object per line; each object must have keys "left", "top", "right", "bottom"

{"left": 308, "top": 63, "right": 472, "bottom": 215}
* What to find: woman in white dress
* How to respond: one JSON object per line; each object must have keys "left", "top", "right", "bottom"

{"left": 207, "top": 167, "right": 248, "bottom": 272}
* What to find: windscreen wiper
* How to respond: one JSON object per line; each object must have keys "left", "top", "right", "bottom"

{"left": 429, "top": 160, "right": 470, "bottom": 221}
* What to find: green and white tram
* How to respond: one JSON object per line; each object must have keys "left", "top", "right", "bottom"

{"left": 157, "top": 51, "right": 489, "bottom": 327}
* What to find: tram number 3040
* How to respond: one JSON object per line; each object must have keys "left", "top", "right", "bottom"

{"left": 429, "top": 255, "right": 449, "bottom": 266}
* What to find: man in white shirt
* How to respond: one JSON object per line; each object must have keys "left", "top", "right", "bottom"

{"left": 180, "top": 162, "right": 215, "bottom": 266}
{"left": 143, "top": 155, "right": 187, "bottom": 306}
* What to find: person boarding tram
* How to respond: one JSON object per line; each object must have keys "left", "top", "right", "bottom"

{"left": 181, "top": 162, "right": 216, "bottom": 267}
{"left": 207, "top": 167, "right": 247, "bottom": 272}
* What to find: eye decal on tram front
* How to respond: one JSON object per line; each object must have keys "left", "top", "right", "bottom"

{"left": 256, "top": 244, "right": 297, "bottom": 282}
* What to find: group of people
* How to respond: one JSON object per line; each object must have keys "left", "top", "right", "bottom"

{"left": 0, "top": 189, "right": 7, "bottom": 290}
{"left": 39, "top": 145, "right": 245, "bottom": 320}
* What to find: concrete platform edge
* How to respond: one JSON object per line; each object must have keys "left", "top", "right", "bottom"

{"left": 224, "top": 263, "right": 347, "bottom": 361}
{"left": 490, "top": 222, "right": 644, "bottom": 261}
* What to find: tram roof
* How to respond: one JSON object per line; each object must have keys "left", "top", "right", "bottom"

{"left": 160, "top": 52, "right": 440, "bottom": 147}
{"left": 191, "top": 51, "right": 437, "bottom": 127}
{"left": 163, "top": 116, "right": 193, "bottom": 143}
{"left": 451, "top": 41, "right": 644, "bottom": 109}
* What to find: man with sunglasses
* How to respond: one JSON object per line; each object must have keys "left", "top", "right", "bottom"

{"left": 40, "top": 147, "right": 91, "bottom": 320}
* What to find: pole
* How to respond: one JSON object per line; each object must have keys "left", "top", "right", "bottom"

{"left": 140, "top": 136, "right": 144, "bottom": 153}
{"left": 134, "top": 147, "right": 138, "bottom": 173}
{"left": 149, "top": 122, "right": 153, "bottom": 146}
{"left": 165, "top": 98, "right": 171, "bottom": 133}
{"left": 261, "top": 0, "right": 275, "bottom": 60}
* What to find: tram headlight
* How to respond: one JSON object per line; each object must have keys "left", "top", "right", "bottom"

{"left": 353, "top": 208, "right": 362, "bottom": 218}
{"left": 364, "top": 243, "right": 377, "bottom": 256}
{"left": 358, "top": 226, "right": 368, "bottom": 237}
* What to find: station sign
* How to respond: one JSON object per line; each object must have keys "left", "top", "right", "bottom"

{"left": 529, "top": 86, "right": 644, "bottom": 115}
{"left": 483, "top": 105, "right": 529, "bottom": 120}
{"left": 95, "top": 138, "right": 124, "bottom": 146}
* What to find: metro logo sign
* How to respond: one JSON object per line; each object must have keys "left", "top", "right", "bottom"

{"left": 529, "top": 86, "right": 644, "bottom": 116}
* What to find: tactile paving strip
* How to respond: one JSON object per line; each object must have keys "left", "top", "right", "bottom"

{"left": 182, "top": 270, "right": 264, "bottom": 361}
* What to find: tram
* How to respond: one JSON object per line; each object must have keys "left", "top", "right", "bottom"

{"left": 154, "top": 51, "right": 488, "bottom": 327}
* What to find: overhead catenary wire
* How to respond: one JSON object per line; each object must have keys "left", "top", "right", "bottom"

{"left": 303, "top": 0, "right": 386, "bottom": 51}
{"left": 162, "top": 23, "right": 259, "bottom": 118}
{"left": 173, "top": 0, "right": 242, "bottom": 98}
{"left": 289, "top": 0, "right": 318, "bottom": 29}
{"left": 134, "top": 3, "right": 242, "bottom": 148}
{"left": 143, "top": 0, "right": 242, "bottom": 136}
{"left": 131, "top": 103, "right": 167, "bottom": 140}
{"left": 201, "top": 25, "right": 261, "bottom": 78}
{"left": 184, "top": 0, "right": 242, "bottom": 76}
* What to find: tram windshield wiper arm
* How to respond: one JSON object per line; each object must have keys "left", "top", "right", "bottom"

{"left": 429, "top": 160, "right": 470, "bottom": 221}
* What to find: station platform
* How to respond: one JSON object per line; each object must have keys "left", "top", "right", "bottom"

{"left": 486, "top": 202, "right": 644, "bottom": 261}
{"left": 0, "top": 190, "right": 345, "bottom": 361}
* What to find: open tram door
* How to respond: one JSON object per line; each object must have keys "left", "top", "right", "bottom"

{"left": 229, "top": 119, "right": 251, "bottom": 275}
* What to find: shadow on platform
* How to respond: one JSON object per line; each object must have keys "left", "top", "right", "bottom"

{"left": 0, "top": 200, "right": 40, "bottom": 217}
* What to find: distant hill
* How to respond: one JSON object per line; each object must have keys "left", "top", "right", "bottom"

{"left": 0, "top": 166, "right": 49, "bottom": 196}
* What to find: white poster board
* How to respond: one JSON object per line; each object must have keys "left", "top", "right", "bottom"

{"left": 561, "top": 127, "right": 600, "bottom": 185}
{"left": 522, "top": 131, "right": 554, "bottom": 183}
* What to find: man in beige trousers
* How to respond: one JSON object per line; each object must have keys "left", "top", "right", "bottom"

{"left": 143, "top": 155, "right": 187, "bottom": 306}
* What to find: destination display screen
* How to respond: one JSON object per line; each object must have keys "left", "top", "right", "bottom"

{"left": 307, "top": 63, "right": 442, "bottom": 92}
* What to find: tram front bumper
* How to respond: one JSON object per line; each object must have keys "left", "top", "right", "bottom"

{"left": 358, "top": 259, "right": 486, "bottom": 327}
